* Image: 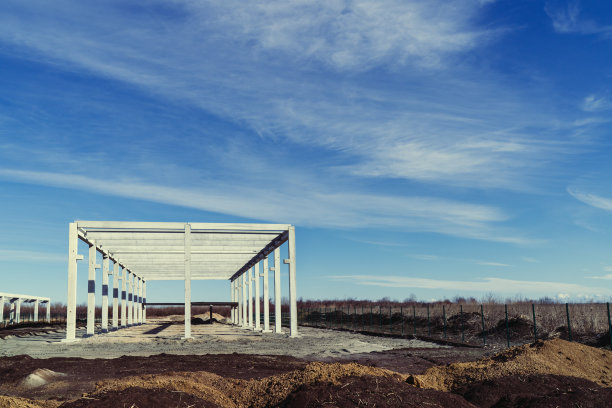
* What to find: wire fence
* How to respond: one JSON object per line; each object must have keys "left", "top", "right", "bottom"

{"left": 298, "top": 302, "right": 612, "bottom": 349}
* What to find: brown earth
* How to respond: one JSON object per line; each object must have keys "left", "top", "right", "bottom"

{"left": 1, "top": 339, "right": 611, "bottom": 407}
{"left": 408, "top": 338, "right": 612, "bottom": 391}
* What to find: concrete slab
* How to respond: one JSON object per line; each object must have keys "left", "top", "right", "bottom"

{"left": 0, "top": 317, "right": 446, "bottom": 359}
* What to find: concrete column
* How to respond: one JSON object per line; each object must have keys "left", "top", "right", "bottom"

{"left": 9, "top": 300, "right": 15, "bottom": 324}
{"left": 16, "top": 298, "right": 21, "bottom": 324}
{"left": 273, "top": 247, "right": 282, "bottom": 333}
{"left": 112, "top": 262, "right": 119, "bottom": 330}
{"left": 46, "top": 301, "right": 51, "bottom": 323}
{"left": 288, "top": 226, "right": 298, "bottom": 337}
{"left": 0, "top": 296, "right": 4, "bottom": 324}
{"left": 247, "top": 267, "right": 253, "bottom": 328}
{"left": 142, "top": 281, "right": 147, "bottom": 323}
{"left": 263, "top": 256, "right": 271, "bottom": 332}
{"left": 138, "top": 277, "right": 143, "bottom": 324}
{"left": 86, "top": 244, "right": 99, "bottom": 337}
{"left": 184, "top": 223, "right": 192, "bottom": 339}
{"left": 135, "top": 277, "right": 140, "bottom": 324}
{"left": 127, "top": 270, "right": 133, "bottom": 326}
{"left": 254, "top": 263, "right": 261, "bottom": 331}
{"left": 241, "top": 272, "right": 247, "bottom": 328}
{"left": 101, "top": 254, "right": 109, "bottom": 333}
{"left": 121, "top": 266, "right": 127, "bottom": 327}
{"left": 230, "top": 280, "right": 235, "bottom": 324}
{"left": 237, "top": 280, "right": 242, "bottom": 326}
{"left": 34, "top": 300, "right": 39, "bottom": 322}
{"left": 65, "top": 222, "right": 79, "bottom": 341}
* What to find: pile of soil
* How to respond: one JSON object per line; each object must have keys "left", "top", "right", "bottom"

{"left": 278, "top": 375, "right": 474, "bottom": 408}
{"left": 409, "top": 338, "right": 612, "bottom": 391}
{"left": 456, "top": 374, "right": 612, "bottom": 408}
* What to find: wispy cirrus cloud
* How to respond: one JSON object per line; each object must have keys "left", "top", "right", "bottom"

{"left": 0, "top": 0, "right": 578, "bottom": 193}
{"left": 329, "top": 274, "right": 612, "bottom": 297}
{"left": 582, "top": 95, "right": 612, "bottom": 112}
{"left": 546, "top": 1, "right": 612, "bottom": 37}
{"left": 568, "top": 188, "right": 612, "bottom": 211}
{"left": 0, "top": 167, "right": 534, "bottom": 243}
{"left": 0, "top": 249, "right": 65, "bottom": 263}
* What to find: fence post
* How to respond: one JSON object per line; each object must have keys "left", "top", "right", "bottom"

{"left": 505, "top": 304, "right": 510, "bottom": 348}
{"left": 480, "top": 304, "right": 487, "bottom": 346}
{"left": 460, "top": 304, "right": 465, "bottom": 343}
{"left": 607, "top": 302, "right": 611, "bottom": 349}
{"left": 565, "top": 303, "right": 572, "bottom": 342}
{"left": 532, "top": 303, "right": 537, "bottom": 342}
{"left": 427, "top": 304, "right": 430, "bottom": 337}
{"left": 413, "top": 305, "right": 416, "bottom": 337}
{"left": 443, "top": 305, "right": 447, "bottom": 340}
{"left": 401, "top": 306, "right": 404, "bottom": 336}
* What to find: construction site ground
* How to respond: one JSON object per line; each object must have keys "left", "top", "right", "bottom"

{"left": 1, "top": 316, "right": 610, "bottom": 407}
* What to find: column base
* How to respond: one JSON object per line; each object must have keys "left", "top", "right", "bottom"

{"left": 100, "top": 329, "right": 109, "bottom": 333}
{"left": 82, "top": 333, "right": 94, "bottom": 338}
{"left": 262, "top": 329, "right": 273, "bottom": 333}
{"left": 61, "top": 338, "right": 80, "bottom": 343}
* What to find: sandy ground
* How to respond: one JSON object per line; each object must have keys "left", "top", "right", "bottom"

{"left": 0, "top": 316, "right": 443, "bottom": 359}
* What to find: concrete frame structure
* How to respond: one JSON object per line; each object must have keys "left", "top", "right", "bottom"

{"left": 0, "top": 293, "right": 51, "bottom": 325}
{"left": 65, "top": 221, "right": 298, "bottom": 341}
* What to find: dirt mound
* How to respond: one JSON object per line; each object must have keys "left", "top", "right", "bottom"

{"left": 409, "top": 338, "right": 612, "bottom": 391}
{"left": 0, "top": 395, "right": 59, "bottom": 408}
{"left": 278, "top": 375, "right": 476, "bottom": 408}
{"left": 83, "top": 362, "right": 401, "bottom": 408}
{"left": 456, "top": 374, "right": 612, "bottom": 408}
{"left": 61, "top": 386, "right": 221, "bottom": 408}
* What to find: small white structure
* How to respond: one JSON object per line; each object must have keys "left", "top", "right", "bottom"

{"left": 65, "top": 221, "right": 297, "bottom": 340}
{"left": 0, "top": 293, "right": 51, "bottom": 325}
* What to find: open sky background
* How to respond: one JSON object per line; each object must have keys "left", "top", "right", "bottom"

{"left": 1, "top": 0, "right": 612, "bottom": 305}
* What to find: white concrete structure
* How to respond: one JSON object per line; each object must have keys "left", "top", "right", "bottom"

{"left": 0, "top": 293, "right": 51, "bottom": 325}
{"left": 65, "top": 221, "right": 298, "bottom": 340}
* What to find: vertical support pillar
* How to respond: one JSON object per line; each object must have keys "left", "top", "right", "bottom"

{"left": 46, "top": 300, "right": 51, "bottom": 323}
{"left": 112, "top": 262, "right": 119, "bottom": 330}
{"left": 34, "top": 299, "right": 39, "bottom": 322}
{"left": 65, "top": 222, "right": 79, "bottom": 341}
{"left": 135, "top": 277, "right": 140, "bottom": 324}
{"left": 230, "top": 280, "right": 235, "bottom": 324}
{"left": 9, "top": 300, "right": 15, "bottom": 324}
{"left": 138, "top": 277, "right": 143, "bottom": 324}
{"left": 184, "top": 223, "right": 192, "bottom": 339}
{"left": 16, "top": 298, "right": 21, "bottom": 324}
{"left": 287, "top": 226, "right": 298, "bottom": 337}
{"left": 273, "top": 247, "right": 282, "bottom": 333}
{"left": 86, "top": 243, "right": 99, "bottom": 337}
{"left": 254, "top": 262, "right": 261, "bottom": 331}
{"left": 237, "top": 279, "right": 242, "bottom": 326}
{"left": 0, "top": 296, "right": 4, "bottom": 325}
{"left": 127, "top": 271, "right": 133, "bottom": 326}
{"left": 101, "top": 254, "right": 109, "bottom": 333}
{"left": 242, "top": 272, "right": 247, "bottom": 328}
{"left": 263, "top": 256, "right": 270, "bottom": 332}
{"left": 247, "top": 267, "right": 253, "bottom": 328}
{"left": 142, "top": 280, "right": 147, "bottom": 323}
{"left": 121, "top": 265, "right": 127, "bottom": 327}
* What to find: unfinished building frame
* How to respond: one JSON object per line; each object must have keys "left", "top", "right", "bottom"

{"left": 65, "top": 221, "right": 297, "bottom": 341}
{"left": 0, "top": 293, "right": 50, "bottom": 325}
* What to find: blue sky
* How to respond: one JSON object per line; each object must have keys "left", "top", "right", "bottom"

{"left": 1, "top": 0, "right": 612, "bottom": 304}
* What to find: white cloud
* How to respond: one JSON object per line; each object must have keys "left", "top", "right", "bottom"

{"left": 546, "top": 2, "right": 612, "bottom": 36}
{"left": 329, "top": 274, "right": 612, "bottom": 296}
{"left": 0, "top": 249, "right": 65, "bottom": 263}
{"left": 568, "top": 188, "right": 612, "bottom": 212}
{"left": 582, "top": 95, "right": 612, "bottom": 112}
{"left": 589, "top": 274, "right": 612, "bottom": 280}
{"left": 0, "top": 0, "right": 576, "bottom": 193}
{"left": 0, "top": 168, "right": 534, "bottom": 243}
{"left": 474, "top": 261, "right": 510, "bottom": 267}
